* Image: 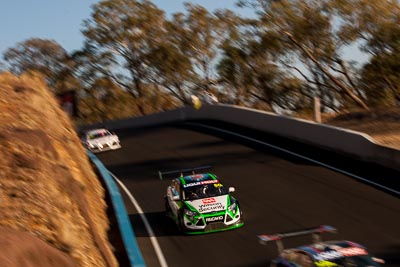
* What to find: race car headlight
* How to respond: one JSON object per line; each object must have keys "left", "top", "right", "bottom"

{"left": 228, "top": 202, "right": 237, "bottom": 212}
{"left": 184, "top": 209, "right": 198, "bottom": 217}
{"left": 184, "top": 209, "right": 199, "bottom": 222}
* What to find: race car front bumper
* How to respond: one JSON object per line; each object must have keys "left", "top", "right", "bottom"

{"left": 182, "top": 211, "right": 243, "bottom": 234}
{"left": 88, "top": 142, "right": 121, "bottom": 153}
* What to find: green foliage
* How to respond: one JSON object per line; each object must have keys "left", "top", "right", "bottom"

{"left": 331, "top": 0, "right": 400, "bottom": 107}
{"left": 180, "top": 3, "right": 227, "bottom": 95}
{"left": 3, "top": 0, "right": 400, "bottom": 122}
{"left": 360, "top": 51, "right": 400, "bottom": 107}
{"left": 2, "top": 38, "right": 76, "bottom": 94}
{"left": 239, "top": 0, "right": 371, "bottom": 111}
{"left": 82, "top": 0, "right": 167, "bottom": 102}
{"left": 77, "top": 78, "right": 180, "bottom": 124}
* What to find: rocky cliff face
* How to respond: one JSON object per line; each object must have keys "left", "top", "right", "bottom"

{"left": 0, "top": 72, "right": 118, "bottom": 267}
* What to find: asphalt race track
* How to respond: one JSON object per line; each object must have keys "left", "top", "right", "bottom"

{"left": 97, "top": 122, "right": 400, "bottom": 267}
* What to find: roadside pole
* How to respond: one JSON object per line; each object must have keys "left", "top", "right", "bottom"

{"left": 314, "top": 97, "right": 321, "bottom": 123}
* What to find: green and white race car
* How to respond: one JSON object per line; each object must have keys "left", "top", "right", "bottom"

{"left": 164, "top": 172, "right": 244, "bottom": 234}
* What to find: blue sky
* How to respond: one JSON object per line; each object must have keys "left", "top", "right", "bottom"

{"left": 0, "top": 0, "right": 365, "bottom": 64}
{"left": 0, "top": 0, "right": 247, "bottom": 55}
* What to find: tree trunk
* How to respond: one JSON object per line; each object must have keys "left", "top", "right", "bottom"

{"left": 283, "top": 31, "right": 370, "bottom": 111}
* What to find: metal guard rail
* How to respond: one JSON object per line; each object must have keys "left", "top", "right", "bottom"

{"left": 87, "top": 151, "right": 146, "bottom": 267}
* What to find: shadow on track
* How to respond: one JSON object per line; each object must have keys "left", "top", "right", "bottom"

{"left": 129, "top": 211, "right": 182, "bottom": 237}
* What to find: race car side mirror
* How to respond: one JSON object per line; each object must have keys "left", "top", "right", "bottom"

{"left": 172, "top": 195, "right": 180, "bottom": 201}
{"left": 229, "top": 187, "right": 235, "bottom": 193}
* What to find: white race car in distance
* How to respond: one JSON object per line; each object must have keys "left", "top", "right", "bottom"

{"left": 81, "top": 128, "right": 121, "bottom": 153}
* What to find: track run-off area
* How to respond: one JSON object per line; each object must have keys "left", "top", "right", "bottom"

{"left": 97, "top": 121, "right": 400, "bottom": 267}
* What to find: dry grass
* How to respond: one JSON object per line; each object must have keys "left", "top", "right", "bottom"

{"left": 322, "top": 108, "right": 400, "bottom": 150}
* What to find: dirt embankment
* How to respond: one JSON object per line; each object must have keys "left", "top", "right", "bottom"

{"left": 0, "top": 72, "right": 118, "bottom": 267}
{"left": 322, "top": 108, "right": 400, "bottom": 150}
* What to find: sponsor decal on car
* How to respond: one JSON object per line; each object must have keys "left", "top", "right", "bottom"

{"left": 314, "top": 251, "right": 343, "bottom": 261}
{"left": 205, "top": 216, "right": 224, "bottom": 222}
{"left": 198, "top": 202, "right": 225, "bottom": 213}
{"left": 315, "top": 261, "right": 338, "bottom": 267}
{"left": 183, "top": 180, "right": 219, "bottom": 188}
{"left": 189, "top": 174, "right": 204, "bottom": 179}
{"left": 338, "top": 247, "right": 367, "bottom": 257}
{"left": 313, "top": 247, "right": 367, "bottom": 261}
{"left": 202, "top": 198, "right": 216, "bottom": 204}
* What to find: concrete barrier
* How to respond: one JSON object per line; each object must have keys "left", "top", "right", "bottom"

{"left": 86, "top": 104, "right": 400, "bottom": 172}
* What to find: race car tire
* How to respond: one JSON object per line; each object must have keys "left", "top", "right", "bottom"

{"left": 178, "top": 210, "right": 187, "bottom": 233}
{"left": 164, "top": 197, "right": 171, "bottom": 215}
{"left": 270, "top": 261, "right": 287, "bottom": 267}
{"left": 237, "top": 202, "right": 244, "bottom": 220}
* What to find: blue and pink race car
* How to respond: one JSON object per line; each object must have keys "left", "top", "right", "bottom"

{"left": 258, "top": 225, "right": 385, "bottom": 267}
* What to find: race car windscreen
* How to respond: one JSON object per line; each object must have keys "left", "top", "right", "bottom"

{"left": 183, "top": 183, "right": 228, "bottom": 200}
{"left": 89, "top": 131, "right": 111, "bottom": 139}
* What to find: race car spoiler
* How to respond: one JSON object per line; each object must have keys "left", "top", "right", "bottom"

{"left": 158, "top": 165, "right": 212, "bottom": 180}
{"left": 258, "top": 225, "right": 337, "bottom": 253}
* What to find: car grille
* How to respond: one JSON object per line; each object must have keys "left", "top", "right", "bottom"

{"left": 205, "top": 222, "right": 226, "bottom": 231}
{"left": 196, "top": 219, "right": 205, "bottom": 227}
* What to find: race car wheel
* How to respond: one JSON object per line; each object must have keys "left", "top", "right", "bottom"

{"left": 237, "top": 202, "right": 244, "bottom": 221}
{"left": 178, "top": 210, "right": 187, "bottom": 232}
{"left": 164, "top": 196, "right": 171, "bottom": 214}
{"left": 270, "top": 261, "right": 286, "bottom": 267}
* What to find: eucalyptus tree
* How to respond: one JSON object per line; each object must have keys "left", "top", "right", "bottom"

{"left": 148, "top": 4, "right": 242, "bottom": 104}
{"left": 71, "top": 43, "right": 116, "bottom": 92}
{"left": 181, "top": 3, "right": 228, "bottom": 95}
{"left": 146, "top": 12, "right": 197, "bottom": 104}
{"left": 238, "top": 0, "right": 370, "bottom": 111}
{"left": 330, "top": 0, "right": 400, "bottom": 107}
{"left": 217, "top": 41, "right": 251, "bottom": 105}
{"left": 360, "top": 52, "right": 400, "bottom": 106}
{"left": 81, "top": 0, "right": 167, "bottom": 114}
{"left": 77, "top": 77, "right": 137, "bottom": 123}
{"left": 216, "top": 10, "right": 305, "bottom": 111}
{"left": 218, "top": 36, "right": 293, "bottom": 110}
{"left": 2, "top": 38, "right": 76, "bottom": 93}
{"left": 215, "top": 9, "right": 253, "bottom": 105}
{"left": 0, "top": 61, "right": 6, "bottom": 73}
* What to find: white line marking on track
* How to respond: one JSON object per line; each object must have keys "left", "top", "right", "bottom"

{"left": 109, "top": 172, "right": 169, "bottom": 267}
{"left": 190, "top": 122, "right": 399, "bottom": 196}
